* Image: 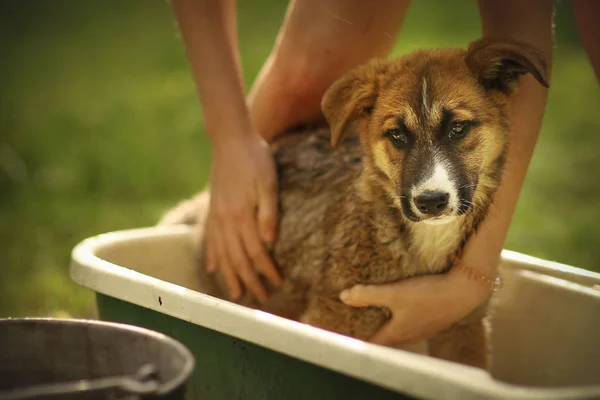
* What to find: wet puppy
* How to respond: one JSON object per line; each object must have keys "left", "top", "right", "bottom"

{"left": 160, "top": 38, "right": 549, "bottom": 368}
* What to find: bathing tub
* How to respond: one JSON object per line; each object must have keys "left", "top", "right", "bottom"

{"left": 70, "top": 225, "right": 600, "bottom": 399}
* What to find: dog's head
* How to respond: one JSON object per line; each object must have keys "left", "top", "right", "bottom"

{"left": 322, "top": 38, "right": 549, "bottom": 224}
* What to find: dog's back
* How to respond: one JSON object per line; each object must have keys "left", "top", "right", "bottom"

{"left": 159, "top": 128, "right": 364, "bottom": 314}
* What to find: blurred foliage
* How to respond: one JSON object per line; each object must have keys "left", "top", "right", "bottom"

{"left": 0, "top": 0, "right": 598, "bottom": 318}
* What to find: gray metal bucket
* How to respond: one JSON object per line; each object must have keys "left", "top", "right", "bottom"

{"left": 0, "top": 318, "right": 195, "bottom": 400}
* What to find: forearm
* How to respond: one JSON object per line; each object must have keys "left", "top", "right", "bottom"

{"left": 271, "top": 0, "right": 408, "bottom": 83}
{"left": 573, "top": 0, "right": 600, "bottom": 81}
{"left": 248, "top": 0, "right": 410, "bottom": 140}
{"left": 452, "top": 0, "right": 554, "bottom": 285}
{"left": 171, "top": 0, "right": 254, "bottom": 150}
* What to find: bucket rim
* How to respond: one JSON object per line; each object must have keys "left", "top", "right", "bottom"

{"left": 0, "top": 317, "right": 195, "bottom": 395}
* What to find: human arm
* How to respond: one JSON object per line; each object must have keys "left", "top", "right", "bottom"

{"left": 170, "top": 0, "right": 281, "bottom": 302}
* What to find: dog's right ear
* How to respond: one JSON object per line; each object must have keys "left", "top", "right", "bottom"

{"left": 321, "top": 59, "right": 390, "bottom": 147}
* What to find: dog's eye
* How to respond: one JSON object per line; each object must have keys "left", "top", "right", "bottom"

{"left": 386, "top": 129, "right": 409, "bottom": 148}
{"left": 448, "top": 121, "right": 470, "bottom": 141}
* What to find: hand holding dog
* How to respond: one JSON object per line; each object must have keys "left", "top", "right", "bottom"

{"left": 207, "top": 133, "right": 282, "bottom": 303}
{"left": 340, "top": 267, "right": 492, "bottom": 346}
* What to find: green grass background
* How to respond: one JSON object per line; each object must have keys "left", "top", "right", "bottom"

{"left": 1, "top": 0, "right": 598, "bottom": 318}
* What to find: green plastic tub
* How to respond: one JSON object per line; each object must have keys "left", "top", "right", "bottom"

{"left": 70, "top": 225, "right": 600, "bottom": 400}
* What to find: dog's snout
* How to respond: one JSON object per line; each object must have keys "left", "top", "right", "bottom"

{"left": 413, "top": 191, "right": 449, "bottom": 216}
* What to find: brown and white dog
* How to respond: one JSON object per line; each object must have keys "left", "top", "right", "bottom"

{"left": 160, "top": 38, "right": 549, "bottom": 369}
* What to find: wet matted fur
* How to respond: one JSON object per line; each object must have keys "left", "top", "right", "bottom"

{"left": 160, "top": 38, "right": 549, "bottom": 369}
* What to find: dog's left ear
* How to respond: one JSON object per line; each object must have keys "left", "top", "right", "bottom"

{"left": 321, "top": 59, "right": 390, "bottom": 147}
{"left": 465, "top": 38, "right": 550, "bottom": 93}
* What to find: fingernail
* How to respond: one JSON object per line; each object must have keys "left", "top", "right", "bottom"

{"left": 339, "top": 290, "right": 349, "bottom": 302}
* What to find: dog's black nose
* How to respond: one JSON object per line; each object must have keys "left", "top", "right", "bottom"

{"left": 414, "top": 191, "right": 449, "bottom": 216}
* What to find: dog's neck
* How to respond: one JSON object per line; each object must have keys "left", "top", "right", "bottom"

{"left": 354, "top": 170, "right": 475, "bottom": 274}
{"left": 406, "top": 217, "right": 467, "bottom": 273}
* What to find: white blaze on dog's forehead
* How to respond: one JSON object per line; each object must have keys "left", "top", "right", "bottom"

{"left": 421, "top": 77, "right": 429, "bottom": 114}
